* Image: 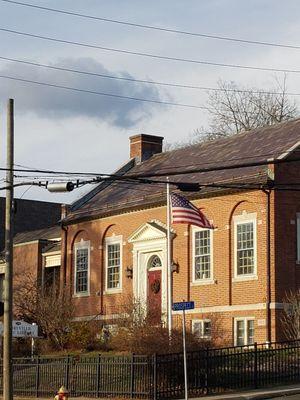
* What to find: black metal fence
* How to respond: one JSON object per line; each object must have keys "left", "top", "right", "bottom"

{"left": 156, "top": 340, "right": 300, "bottom": 398}
{"left": 1, "top": 340, "right": 300, "bottom": 399}
{"left": 7, "top": 354, "right": 153, "bottom": 398}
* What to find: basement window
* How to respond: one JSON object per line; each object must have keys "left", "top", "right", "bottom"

{"left": 192, "top": 319, "right": 211, "bottom": 339}
{"left": 234, "top": 318, "right": 255, "bottom": 346}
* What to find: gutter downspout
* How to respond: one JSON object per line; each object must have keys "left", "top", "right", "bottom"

{"left": 263, "top": 189, "right": 272, "bottom": 344}
{"left": 60, "top": 204, "right": 68, "bottom": 292}
{"left": 100, "top": 237, "right": 104, "bottom": 315}
{"left": 61, "top": 224, "right": 68, "bottom": 288}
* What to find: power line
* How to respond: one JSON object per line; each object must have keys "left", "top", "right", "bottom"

{"left": 127, "top": 155, "right": 300, "bottom": 179}
{"left": 0, "top": 74, "right": 207, "bottom": 110}
{"left": 2, "top": 27, "right": 300, "bottom": 74}
{"left": 0, "top": 150, "right": 286, "bottom": 177}
{"left": 1, "top": 55, "right": 300, "bottom": 96}
{"left": 1, "top": 0, "right": 300, "bottom": 51}
{"left": 5, "top": 150, "right": 293, "bottom": 179}
{"left": 3, "top": 152, "right": 300, "bottom": 183}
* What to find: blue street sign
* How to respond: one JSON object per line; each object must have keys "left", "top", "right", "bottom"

{"left": 172, "top": 301, "right": 195, "bottom": 311}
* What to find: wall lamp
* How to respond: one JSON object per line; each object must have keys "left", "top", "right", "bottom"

{"left": 126, "top": 266, "right": 133, "bottom": 279}
{"left": 172, "top": 262, "right": 179, "bottom": 273}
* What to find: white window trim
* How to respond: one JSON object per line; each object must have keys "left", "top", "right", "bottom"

{"left": 192, "top": 226, "right": 214, "bottom": 285}
{"left": 234, "top": 317, "right": 255, "bottom": 346}
{"left": 73, "top": 240, "right": 90, "bottom": 297}
{"left": 147, "top": 253, "right": 163, "bottom": 271}
{"left": 297, "top": 213, "right": 300, "bottom": 263}
{"left": 192, "top": 319, "right": 212, "bottom": 339}
{"left": 105, "top": 235, "right": 123, "bottom": 294}
{"left": 233, "top": 213, "right": 257, "bottom": 281}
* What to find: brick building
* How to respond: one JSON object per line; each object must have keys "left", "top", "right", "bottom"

{"left": 0, "top": 226, "right": 61, "bottom": 300}
{"left": 58, "top": 119, "right": 300, "bottom": 346}
{"left": 0, "top": 197, "right": 61, "bottom": 251}
{"left": 0, "top": 198, "right": 61, "bottom": 304}
{"left": 8, "top": 119, "right": 300, "bottom": 347}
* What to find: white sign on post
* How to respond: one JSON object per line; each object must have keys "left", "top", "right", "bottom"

{"left": 0, "top": 320, "right": 38, "bottom": 337}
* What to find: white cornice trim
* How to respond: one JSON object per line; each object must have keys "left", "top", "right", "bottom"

{"left": 72, "top": 313, "right": 125, "bottom": 322}
{"left": 277, "top": 141, "right": 300, "bottom": 160}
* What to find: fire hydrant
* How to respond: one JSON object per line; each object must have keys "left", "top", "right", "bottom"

{"left": 54, "top": 386, "right": 69, "bottom": 400}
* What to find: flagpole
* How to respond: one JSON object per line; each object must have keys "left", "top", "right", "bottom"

{"left": 166, "top": 177, "right": 172, "bottom": 337}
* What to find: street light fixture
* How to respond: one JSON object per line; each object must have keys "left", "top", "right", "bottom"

{"left": 47, "top": 182, "right": 75, "bottom": 192}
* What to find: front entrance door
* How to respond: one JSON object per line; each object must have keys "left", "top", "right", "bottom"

{"left": 147, "top": 255, "right": 162, "bottom": 324}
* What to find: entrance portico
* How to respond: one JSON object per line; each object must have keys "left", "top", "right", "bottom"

{"left": 128, "top": 220, "right": 175, "bottom": 322}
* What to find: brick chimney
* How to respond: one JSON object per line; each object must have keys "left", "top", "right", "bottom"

{"left": 129, "top": 134, "right": 164, "bottom": 163}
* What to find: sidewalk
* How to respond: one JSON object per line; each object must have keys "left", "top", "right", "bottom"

{"left": 199, "top": 383, "right": 300, "bottom": 399}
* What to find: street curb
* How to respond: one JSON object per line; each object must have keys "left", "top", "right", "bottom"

{"left": 246, "top": 388, "right": 300, "bottom": 399}
{"left": 202, "top": 387, "right": 300, "bottom": 399}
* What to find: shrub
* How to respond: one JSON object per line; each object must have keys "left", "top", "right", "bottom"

{"left": 108, "top": 297, "right": 210, "bottom": 354}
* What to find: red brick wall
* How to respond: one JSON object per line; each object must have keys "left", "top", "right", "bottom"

{"left": 63, "top": 189, "right": 277, "bottom": 345}
{"left": 14, "top": 241, "right": 41, "bottom": 282}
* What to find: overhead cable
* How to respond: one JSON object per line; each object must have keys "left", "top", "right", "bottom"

{"left": 1, "top": 153, "right": 300, "bottom": 180}
{"left": 1, "top": 0, "right": 300, "bottom": 50}
{"left": 1, "top": 27, "right": 300, "bottom": 74}
{"left": 1, "top": 55, "right": 300, "bottom": 95}
{"left": 0, "top": 74, "right": 206, "bottom": 110}
{"left": 8, "top": 150, "right": 298, "bottom": 176}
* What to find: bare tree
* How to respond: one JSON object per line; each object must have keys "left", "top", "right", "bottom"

{"left": 281, "top": 290, "right": 300, "bottom": 340}
{"left": 200, "top": 77, "right": 297, "bottom": 141}
{"left": 166, "top": 77, "right": 298, "bottom": 149}
{"left": 14, "top": 272, "right": 74, "bottom": 349}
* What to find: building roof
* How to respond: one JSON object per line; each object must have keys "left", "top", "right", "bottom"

{"left": 42, "top": 240, "right": 61, "bottom": 254}
{"left": 64, "top": 118, "right": 300, "bottom": 224}
{"left": 0, "top": 198, "right": 61, "bottom": 250}
{"left": 13, "top": 225, "right": 61, "bottom": 245}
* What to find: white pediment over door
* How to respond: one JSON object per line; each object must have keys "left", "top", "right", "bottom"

{"left": 128, "top": 220, "right": 175, "bottom": 243}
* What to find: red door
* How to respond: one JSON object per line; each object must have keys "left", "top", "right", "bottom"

{"left": 147, "top": 269, "right": 162, "bottom": 324}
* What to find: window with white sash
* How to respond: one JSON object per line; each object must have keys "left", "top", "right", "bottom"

{"left": 234, "top": 214, "right": 257, "bottom": 279}
{"left": 234, "top": 318, "right": 255, "bottom": 346}
{"left": 105, "top": 236, "right": 122, "bottom": 292}
{"left": 193, "top": 228, "right": 213, "bottom": 282}
{"left": 74, "top": 241, "right": 90, "bottom": 295}
{"left": 192, "top": 319, "right": 211, "bottom": 339}
{"left": 297, "top": 213, "right": 300, "bottom": 263}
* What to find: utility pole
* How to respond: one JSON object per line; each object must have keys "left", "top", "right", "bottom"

{"left": 166, "top": 178, "right": 172, "bottom": 337}
{"left": 3, "top": 98, "right": 14, "bottom": 400}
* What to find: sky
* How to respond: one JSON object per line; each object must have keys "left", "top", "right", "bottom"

{"left": 1, "top": 0, "right": 300, "bottom": 203}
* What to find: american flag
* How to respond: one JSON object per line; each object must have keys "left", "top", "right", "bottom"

{"left": 170, "top": 193, "right": 214, "bottom": 229}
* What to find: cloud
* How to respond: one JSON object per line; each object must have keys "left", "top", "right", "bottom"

{"left": 0, "top": 57, "right": 162, "bottom": 127}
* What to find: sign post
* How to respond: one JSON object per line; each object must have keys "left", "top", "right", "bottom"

{"left": 172, "top": 301, "right": 195, "bottom": 400}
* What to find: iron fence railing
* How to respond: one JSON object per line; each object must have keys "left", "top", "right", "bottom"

{"left": 0, "top": 339, "right": 300, "bottom": 399}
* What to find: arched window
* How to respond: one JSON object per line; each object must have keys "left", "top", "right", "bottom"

{"left": 148, "top": 255, "right": 162, "bottom": 270}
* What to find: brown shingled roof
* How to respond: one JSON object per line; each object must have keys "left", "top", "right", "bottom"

{"left": 13, "top": 226, "right": 61, "bottom": 245}
{"left": 64, "top": 118, "right": 300, "bottom": 223}
{"left": 0, "top": 197, "right": 61, "bottom": 251}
